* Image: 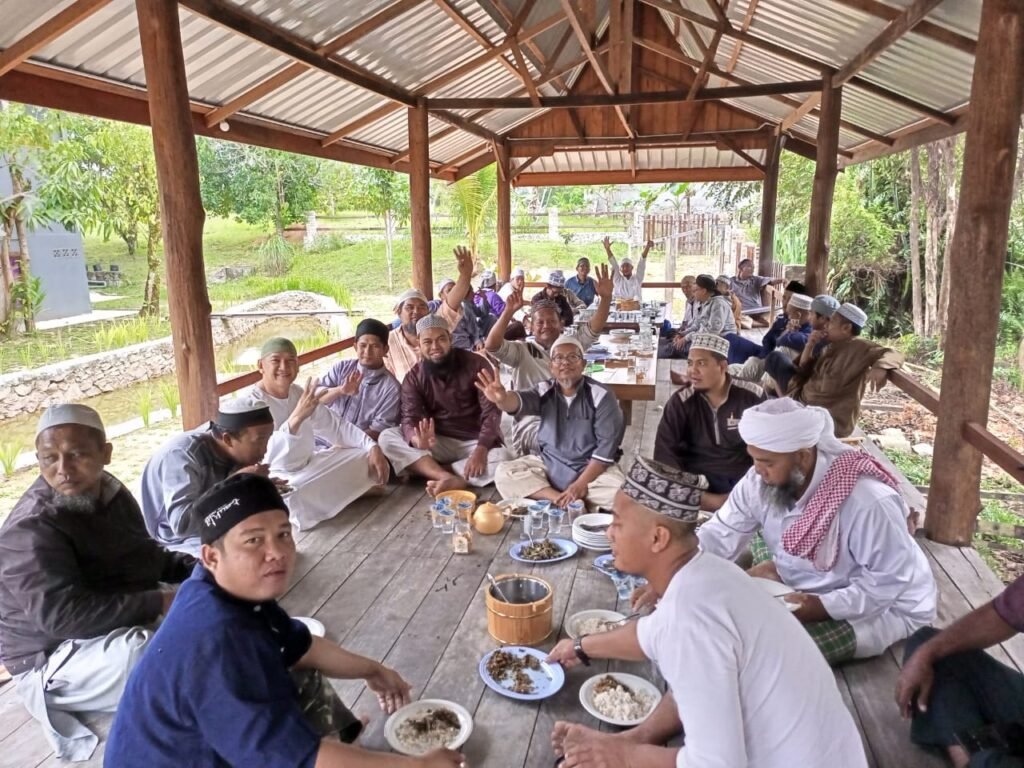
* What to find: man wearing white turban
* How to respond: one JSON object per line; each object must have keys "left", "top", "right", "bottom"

{"left": 384, "top": 245, "right": 474, "bottom": 383}
{"left": 696, "top": 398, "right": 936, "bottom": 665}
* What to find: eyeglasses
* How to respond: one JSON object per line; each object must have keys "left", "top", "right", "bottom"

{"left": 551, "top": 353, "right": 584, "bottom": 364}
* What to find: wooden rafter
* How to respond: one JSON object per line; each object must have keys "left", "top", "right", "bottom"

{"left": 0, "top": 0, "right": 113, "bottom": 78}
{"left": 717, "top": 132, "right": 766, "bottom": 172}
{"left": 515, "top": 166, "right": 763, "bottom": 185}
{"left": 686, "top": 28, "right": 723, "bottom": 100}
{"left": 726, "top": 0, "right": 759, "bottom": 73}
{"left": 319, "top": 10, "right": 566, "bottom": 146}
{"left": 637, "top": 0, "right": 957, "bottom": 125}
{"left": 204, "top": 0, "right": 426, "bottom": 127}
{"left": 431, "top": 0, "right": 524, "bottom": 82}
{"left": 510, "top": 42, "right": 543, "bottom": 107}
{"left": 830, "top": 0, "right": 976, "bottom": 56}
{"left": 559, "top": 0, "right": 635, "bottom": 137}
{"left": 703, "top": 0, "right": 731, "bottom": 29}
{"left": 510, "top": 154, "right": 542, "bottom": 181}
{"left": 489, "top": 0, "right": 572, "bottom": 98}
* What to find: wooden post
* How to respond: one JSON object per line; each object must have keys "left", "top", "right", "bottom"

{"left": 926, "top": 0, "right": 1024, "bottom": 545}
{"left": 758, "top": 133, "right": 783, "bottom": 276}
{"left": 135, "top": 0, "right": 217, "bottom": 428}
{"left": 496, "top": 144, "right": 512, "bottom": 281}
{"left": 408, "top": 101, "right": 433, "bottom": 298}
{"left": 805, "top": 74, "right": 842, "bottom": 296}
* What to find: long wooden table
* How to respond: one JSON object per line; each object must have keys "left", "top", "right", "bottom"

{"left": 587, "top": 334, "right": 658, "bottom": 425}
{"left": 601, "top": 304, "right": 667, "bottom": 332}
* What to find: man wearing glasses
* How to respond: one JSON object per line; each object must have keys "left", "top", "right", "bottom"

{"left": 477, "top": 336, "right": 625, "bottom": 511}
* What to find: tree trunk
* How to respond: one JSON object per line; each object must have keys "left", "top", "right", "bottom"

{"left": 1014, "top": 117, "right": 1024, "bottom": 203}
{"left": 0, "top": 220, "right": 12, "bottom": 336}
{"left": 120, "top": 228, "right": 138, "bottom": 257}
{"left": 938, "top": 136, "right": 960, "bottom": 340}
{"left": 923, "top": 142, "right": 944, "bottom": 337}
{"left": 140, "top": 223, "right": 162, "bottom": 317}
{"left": 274, "top": 159, "right": 285, "bottom": 238}
{"left": 10, "top": 171, "right": 35, "bottom": 333}
{"left": 909, "top": 146, "right": 925, "bottom": 335}
{"left": 384, "top": 209, "right": 394, "bottom": 291}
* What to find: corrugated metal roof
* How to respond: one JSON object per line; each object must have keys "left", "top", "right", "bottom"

{"left": 0, "top": 0, "right": 985, "bottom": 176}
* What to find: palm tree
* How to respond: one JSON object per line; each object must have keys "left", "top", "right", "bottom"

{"left": 447, "top": 164, "right": 498, "bottom": 258}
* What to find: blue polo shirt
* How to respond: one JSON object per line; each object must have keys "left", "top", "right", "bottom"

{"left": 565, "top": 275, "right": 597, "bottom": 306}
{"left": 105, "top": 566, "right": 319, "bottom": 768}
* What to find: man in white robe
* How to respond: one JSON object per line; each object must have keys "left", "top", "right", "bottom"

{"left": 244, "top": 337, "right": 390, "bottom": 531}
{"left": 696, "top": 398, "right": 937, "bottom": 664}
{"left": 602, "top": 236, "right": 652, "bottom": 301}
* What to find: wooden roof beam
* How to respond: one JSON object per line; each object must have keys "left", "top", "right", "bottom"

{"left": 514, "top": 166, "right": 764, "bottom": 186}
{"left": 510, "top": 42, "right": 543, "bottom": 107}
{"left": 431, "top": 0, "right": 525, "bottom": 83}
{"left": 510, "top": 154, "right": 542, "bottom": 181}
{"left": 559, "top": 0, "right": 635, "bottom": 137}
{"left": 638, "top": 0, "right": 958, "bottom": 125}
{"left": 717, "top": 132, "right": 766, "bottom": 172}
{"left": 180, "top": 0, "right": 415, "bottom": 106}
{"left": 0, "top": 0, "right": 114, "bottom": 78}
{"left": 829, "top": 0, "right": 976, "bottom": 56}
{"left": 203, "top": 0, "right": 426, "bottom": 127}
{"left": 726, "top": 0, "right": 760, "bottom": 72}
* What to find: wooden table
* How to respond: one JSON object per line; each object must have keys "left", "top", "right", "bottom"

{"left": 588, "top": 334, "right": 658, "bottom": 425}
{"left": 601, "top": 304, "right": 667, "bottom": 332}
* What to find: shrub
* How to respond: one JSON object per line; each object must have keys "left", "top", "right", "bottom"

{"left": 159, "top": 380, "right": 180, "bottom": 419}
{"left": 137, "top": 388, "right": 154, "bottom": 427}
{"left": 0, "top": 442, "right": 22, "bottom": 477}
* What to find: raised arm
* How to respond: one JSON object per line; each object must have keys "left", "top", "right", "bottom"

{"left": 485, "top": 289, "right": 525, "bottom": 353}
{"left": 602, "top": 236, "right": 620, "bottom": 272}
{"left": 445, "top": 245, "right": 475, "bottom": 312}
{"left": 586, "top": 264, "right": 615, "bottom": 337}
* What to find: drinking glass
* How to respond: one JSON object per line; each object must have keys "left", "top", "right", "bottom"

{"left": 627, "top": 357, "right": 637, "bottom": 377}
{"left": 614, "top": 574, "right": 635, "bottom": 602}
{"left": 547, "top": 507, "right": 566, "bottom": 536}
{"left": 567, "top": 499, "right": 585, "bottom": 522}
{"left": 456, "top": 500, "right": 473, "bottom": 523}
{"left": 430, "top": 502, "right": 445, "bottom": 529}
{"left": 438, "top": 508, "right": 456, "bottom": 534}
{"left": 524, "top": 511, "right": 546, "bottom": 541}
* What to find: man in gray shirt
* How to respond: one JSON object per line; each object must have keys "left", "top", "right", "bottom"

{"left": 140, "top": 400, "right": 276, "bottom": 555}
{"left": 730, "top": 258, "right": 785, "bottom": 326}
{"left": 479, "top": 335, "right": 625, "bottom": 510}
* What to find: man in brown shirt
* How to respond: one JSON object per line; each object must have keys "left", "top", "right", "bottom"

{"left": 0, "top": 404, "right": 193, "bottom": 760}
{"left": 378, "top": 314, "right": 509, "bottom": 495}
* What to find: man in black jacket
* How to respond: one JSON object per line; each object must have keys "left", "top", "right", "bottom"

{"left": 0, "top": 404, "right": 194, "bottom": 761}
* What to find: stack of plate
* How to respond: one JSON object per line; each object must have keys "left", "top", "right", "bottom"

{"left": 572, "top": 513, "right": 612, "bottom": 551}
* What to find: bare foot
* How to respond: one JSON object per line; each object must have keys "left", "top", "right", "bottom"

{"left": 699, "top": 491, "right": 727, "bottom": 512}
{"left": 552, "top": 721, "right": 602, "bottom": 756}
{"left": 426, "top": 473, "right": 467, "bottom": 497}
{"left": 363, "top": 485, "right": 389, "bottom": 497}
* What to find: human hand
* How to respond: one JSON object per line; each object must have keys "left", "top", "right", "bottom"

{"left": 557, "top": 723, "right": 633, "bottom": 767}
{"left": 546, "top": 638, "right": 582, "bottom": 669}
{"left": 602, "top": 236, "right": 613, "bottom": 256}
{"left": 415, "top": 749, "right": 465, "bottom": 768}
{"left": 463, "top": 445, "right": 488, "bottom": 479}
{"left": 270, "top": 476, "right": 292, "bottom": 494}
{"left": 630, "top": 583, "right": 658, "bottom": 612}
{"left": 642, "top": 239, "right": 654, "bottom": 257}
{"left": 368, "top": 445, "right": 390, "bottom": 486}
{"left": 808, "top": 329, "right": 827, "bottom": 347}
{"left": 504, "top": 288, "right": 525, "bottom": 316}
{"left": 234, "top": 462, "right": 270, "bottom": 477}
{"left": 594, "top": 263, "right": 613, "bottom": 301}
{"left": 672, "top": 333, "right": 687, "bottom": 349}
{"left": 337, "top": 371, "right": 363, "bottom": 397}
{"left": 453, "top": 245, "right": 474, "bottom": 277}
{"left": 783, "top": 592, "right": 829, "bottom": 623}
{"left": 412, "top": 418, "right": 437, "bottom": 451}
{"left": 365, "top": 664, "right": 412, "bottom": 714}
{"left": 555, "top": 480, "right": 588, "bottom": 509}
{"left": 895, "top": 647, "right": 935, "bottom": 718}
{"left": 475, "top": 366, "right": 508, "bottom": 404}
{"left": 866, "top": 366, "right": 889, "bottom": 392}
{"left": 291, "top": 377, "right": 329, "bottom": 426}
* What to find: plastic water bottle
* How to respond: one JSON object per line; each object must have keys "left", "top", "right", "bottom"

{"left": 567, "top": 500, "right": 585, "bottom": 521}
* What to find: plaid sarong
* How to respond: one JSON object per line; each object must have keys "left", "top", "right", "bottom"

{"left": 748, "top": 533, "right": 857, "bottom": 665}
{"left": 292, "top": 669, "right": 363, "bottom": 743}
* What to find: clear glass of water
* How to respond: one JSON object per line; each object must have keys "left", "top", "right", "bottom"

{"left": 547, "top": 507, "right": 566, "bottom": 536}
{"left": 524, "top": 511, "right": 545, "bottom": 540}
{"left": 613, "top": 574, "right": 635, "bottom": 602}
{"left": 430, "top": 502, "right": 445, "bottom": 529}
{"left": 456, "top": 500, "right": 473, "bottom": 523}
{"left": 567, "top": 500, "right": 585, "bottom": 521}
{"left": 439, "top": 508, "right": 456, "bottom": 534}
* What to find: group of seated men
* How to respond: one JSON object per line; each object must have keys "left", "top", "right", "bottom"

{"left": 3, "top": 243, "right": 998, "bottom": 767}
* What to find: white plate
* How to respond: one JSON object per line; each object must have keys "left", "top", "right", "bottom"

{"left": 579, "top": 673, "right": 662, "bottom": 727}
{"left": 751, "top": 577, "right": 800, "bottom": 612}
{"left": 384, "top": 699, "right": 473, "bottom": 756}
{"left": 566, "top": 609, "right": 627, "bottom": 640}
{"left": 294, "top": 616, "right": 325, "bottom": 637}
{"left": 497, "top": 498, "right": 530, "bottom": 518}
{"left": 572, "top": 534, "right": 612, "bottom": 552}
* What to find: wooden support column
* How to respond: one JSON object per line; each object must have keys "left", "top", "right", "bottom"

{"left": 758, "top": 132, "right": 783, "bottom": 276}
{"left": 804, "top": 73, "right": 842, "bottom": 295}
{"left": 408, "top": 101, "right": 433, "bottom": 298}
{"left": 926, "top": 0, "right": 1024, "bottom": 545}
{"left": 495, "top": 144, "right": 512, "bottom": 281}
{"left": 135, "top": 0, "right": 217, "bottom": 428}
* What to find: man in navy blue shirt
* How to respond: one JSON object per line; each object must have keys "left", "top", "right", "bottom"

{"left": 106, "top": 474, "right": 463, "bottom": 768}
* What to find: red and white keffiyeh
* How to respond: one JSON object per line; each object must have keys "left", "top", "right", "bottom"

{"left": 781, "top": 450, "right": 900, "bottom": 571}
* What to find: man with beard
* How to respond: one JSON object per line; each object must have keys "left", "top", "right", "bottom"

{"left": 384, "top": 245, "right": 474, "bottom": 383}
{"left": 653, "top": 334, "right": 765, "bottom": 511}
{"left": 696, "top": 398, "right": 936, "bottom": 664}
{"left": 479, "top": 335, "right": 625, "bottom": 510}
{"left": 545, "top": 457, "right": 868, "bottom": 768}
{"left": 319, "top": 318, "right": 400, "bottom": 440}
{"left": 378, "top": 314, "right": 509, "bottom": 495}
{"left": 141, "top": 399, "right": 278, "bottom": 555}
{"left": 106, "top": 474, "right": 462, "bottom": 768}
{"left": 531, "top": 270, "right": 584, "bottom": 327}
{"left": 485, "top": 264, "right": 613, "bottom": 455}
{"left": 244, "top": 337, "right": 390, "bottom": 531}
{"left": 0, "top": 405, "right": 194, "bottom": 761}
{"left": 603, "top": 236, "right": 653, "bottom": 301}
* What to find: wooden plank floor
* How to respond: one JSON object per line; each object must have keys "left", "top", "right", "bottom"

{"left": 0, "top": 356, "right": 1004, "bottom": 767}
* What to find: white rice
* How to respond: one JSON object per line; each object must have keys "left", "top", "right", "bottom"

{"left": 592, "top": 685, "right": 653, "bottom": 722}
{"left": 395, "top": 711, "right": 461, "bottom": 755}
{"left": 574, "top": 617, "right": 618, "bottom": 636}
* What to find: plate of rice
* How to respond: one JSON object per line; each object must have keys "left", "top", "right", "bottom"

{"left": 384, "top": 699, "right": 473, "bottom": 756}
{"left": 579, "top": 673, "right": 661, "bottom": 727}
{"left": 566, "top": 609, "right": 627, "bottom": 640}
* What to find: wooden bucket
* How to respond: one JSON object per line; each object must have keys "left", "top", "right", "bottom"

{"left": 485, "top": 574, "right": 554, "bottom": 645}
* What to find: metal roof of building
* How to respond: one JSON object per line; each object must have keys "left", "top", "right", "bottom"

{"left": 0, "top": 0, "right": 986, "bottom": 180}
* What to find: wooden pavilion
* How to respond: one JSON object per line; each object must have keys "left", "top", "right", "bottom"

{"left": 0, "top": 0, "right": 1021, "bottom": 546}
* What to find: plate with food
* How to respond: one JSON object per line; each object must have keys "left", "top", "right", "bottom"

{"left": 479, "top": 646, "right": 565, "bottom": 701}
{"left": 509, "top": 537, "right": 578, "bottom": 564}
{"left": 566, "top": 609, "right": 627, "bottom": 640}
{"left": 579, "top": 673, "right": 662, "bottom": 727}
{"left": 497, "top": 498, "right": 531, "bottom": 518}
{"left": 384, "top": 699, "right": 473, "bottom": 756}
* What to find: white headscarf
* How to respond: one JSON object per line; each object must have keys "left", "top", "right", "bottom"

{"left": 738, "top": 398, "right": 848, "bottom": 454}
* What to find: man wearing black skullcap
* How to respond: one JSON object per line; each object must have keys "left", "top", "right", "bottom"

{"left": 107, "top": 474, "right": 464, "bottom": 768}
{"left": 319, "top": 318, "right": 401, "bottom": 440}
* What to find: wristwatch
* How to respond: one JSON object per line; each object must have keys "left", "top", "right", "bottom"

{"left": 573, "top": 634, "right": 592, "bottom": 666}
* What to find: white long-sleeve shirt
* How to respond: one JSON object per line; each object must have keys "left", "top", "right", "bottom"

{"left": 607, "top": 254, "right": 645, "bottom": 301}
{"left": 636, "top": 551, "right": 867, "bottom": 768}
{"left": 698, "top": 447, "right": 937, "bottom": 657}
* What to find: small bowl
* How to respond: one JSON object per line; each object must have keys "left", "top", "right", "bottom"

{"left": 384, "top": 699, "right": 473, "bottom": 756}
{"left": 579, "top": 673, "right": 662, "bottom": 727}
{"left": 566, "top": 609, "right": 627, "bottom": 640}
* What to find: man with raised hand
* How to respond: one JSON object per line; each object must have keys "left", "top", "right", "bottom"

{"left": 603, "top": 236, "right": 653, "bottom": 301}
{"left": 1, "top": 405, "right": 193, "bottom": 761}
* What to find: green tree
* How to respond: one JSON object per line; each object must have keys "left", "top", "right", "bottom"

{"left": 352, "top": 167, "right": 410, "bottom": 290}
{"left": 447, "top": 164, "right": 497, "bottom": 259}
